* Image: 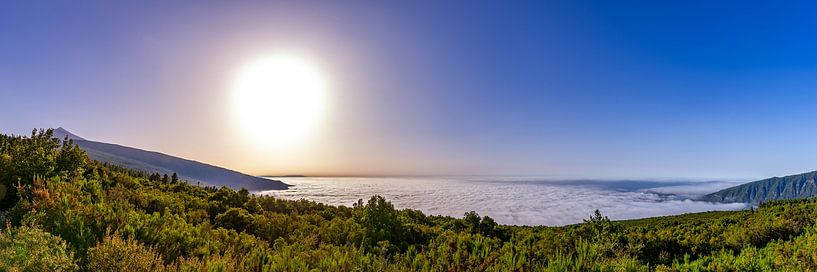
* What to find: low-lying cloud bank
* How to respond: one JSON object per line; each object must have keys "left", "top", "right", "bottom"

{"left": 262, "top": 177, "right": 749, "bottom": 226}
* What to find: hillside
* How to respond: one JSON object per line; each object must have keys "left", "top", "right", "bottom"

{"left": 702, "top": 170, "right": 817, "bottom": 204}
{"left": 4, "top": 129, "right": 817, "bottom": 271}
{"left": 52, "top": 127, "right": 288, "bottom": 191}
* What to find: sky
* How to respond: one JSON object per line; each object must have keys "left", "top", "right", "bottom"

{"left": 1, "top": 1, "right": 816, "bottom": 179}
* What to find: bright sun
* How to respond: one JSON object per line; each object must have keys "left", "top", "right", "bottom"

{"left": 231, "top": 53, "right": 329, "bottom": 150}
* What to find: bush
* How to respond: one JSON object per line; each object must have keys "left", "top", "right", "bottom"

{"left": 0, "top": 226, "right": 77, "bottom": 272}
{"left": 86, "top": 233, "right": 167, "bottom": 272}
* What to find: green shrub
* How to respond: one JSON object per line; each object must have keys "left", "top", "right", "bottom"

{"left": 86, "top": 233, "right": 167, "bottom": 272}
{"left": 0, "top": 226, "right": 77, "bottom": 272}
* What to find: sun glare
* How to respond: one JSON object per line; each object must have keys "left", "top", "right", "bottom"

{"left": 231, "top": 53, "right": 329, "bottom": 150}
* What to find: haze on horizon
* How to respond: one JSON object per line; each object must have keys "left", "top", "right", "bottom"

{"left": 2, "top": 1, "right": 816, "bottom": 180}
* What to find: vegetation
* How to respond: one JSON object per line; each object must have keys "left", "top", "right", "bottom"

{"left": 703, "top": 170, "right": 817, "bottom": 204}
{"left": 3, "top": 128, "right": 817, "bottom": 271}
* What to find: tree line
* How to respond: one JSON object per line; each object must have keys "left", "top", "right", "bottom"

{"left": 2, "top": 128, "right": 817, "bottom": 271}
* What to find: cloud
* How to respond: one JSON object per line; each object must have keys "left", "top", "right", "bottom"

{"left": 262, "top": 177, "right": 749, "bottom": 226}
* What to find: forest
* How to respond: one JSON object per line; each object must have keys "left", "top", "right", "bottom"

{"left": 2, "top": 129, "right": 817, "bottom": 271}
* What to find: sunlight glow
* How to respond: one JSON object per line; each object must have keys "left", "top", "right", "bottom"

{"left": 231, "top": 53, "right": 329, "bottom": 150}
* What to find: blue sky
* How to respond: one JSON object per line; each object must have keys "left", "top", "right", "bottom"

{"left": 1, "top": 1, "right": 816, "bottom": 179}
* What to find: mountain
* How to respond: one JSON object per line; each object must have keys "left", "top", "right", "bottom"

{"left": 702, "top": 170, "right": 817, "bottom": 204}
{"left": 53, "top": 127, "right": 86, "bottom": 140}
{"left": 52, "top": 128, "right": 289, "bottom": 191}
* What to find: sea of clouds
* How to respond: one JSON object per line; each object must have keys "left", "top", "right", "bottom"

{"left": 260, "top": 177, "right": 749, "bottom": 226}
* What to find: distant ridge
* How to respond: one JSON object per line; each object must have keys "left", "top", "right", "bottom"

{"left": 53, "top": 127, "right": 86, "bottom": 140}
{"left": 702, "top": 170, "right": 817, "bottom": 205}
{"left": 52, "top": 128, "right": 289, "bottom": 191}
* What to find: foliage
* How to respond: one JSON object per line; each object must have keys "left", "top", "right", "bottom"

{"left": 86, "top": 233, "right": 167, "bottom": 272}
{"left": 0, "top": 225, "right": 78, "bottom": 272}
{"left": 4, "top": 128, "right": 817, "bottom": 271}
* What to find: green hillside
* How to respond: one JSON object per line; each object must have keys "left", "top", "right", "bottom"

{"left": 703, "top": 171, "right": 817, "bottom": 204}
{"left": 4, "top": 129, "right": 817, "bottom": 271}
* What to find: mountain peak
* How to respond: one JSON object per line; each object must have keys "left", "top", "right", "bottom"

{"left": 53, "top": 127, "right": 86, "bottom": 141}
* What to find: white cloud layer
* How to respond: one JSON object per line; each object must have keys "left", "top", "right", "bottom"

{"left": 261, "top": 177, "right": 749, "bottom": 226}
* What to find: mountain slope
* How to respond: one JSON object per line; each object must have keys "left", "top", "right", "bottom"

{"left": 53, "top": 128, "right": 289, "bottom": 191}
{"left": 702, "top": 170, "right": 817, "bottom": 204}
{"left": 53, "top": 127, "right": 86, "bottom": 140}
